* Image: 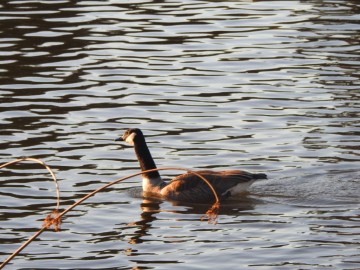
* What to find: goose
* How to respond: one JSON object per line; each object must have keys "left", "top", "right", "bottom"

{"left": 115, "top": 128, "right": 267, "bottom": 203}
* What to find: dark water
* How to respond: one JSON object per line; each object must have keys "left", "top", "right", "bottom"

{"left": 1, "top": 0, "right": 360, "bottom": 269}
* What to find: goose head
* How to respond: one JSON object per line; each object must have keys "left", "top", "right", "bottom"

{"left": 115, "top": 128, "right": 144, "bottom": 146}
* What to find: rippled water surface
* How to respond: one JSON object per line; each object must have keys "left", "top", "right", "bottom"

{"left": 1, "top": 0, "right": 360, "bottom": 269}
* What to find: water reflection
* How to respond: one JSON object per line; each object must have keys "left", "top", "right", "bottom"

{"left": 127, "top": 199, "right": 162, "bottom": 245}
{"left": 125, "top": 193, "right": 261, "bottom": 246}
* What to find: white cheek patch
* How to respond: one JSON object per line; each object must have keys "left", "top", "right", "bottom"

{"left": 124, "top": 132, "right": 136, "bottom": 145}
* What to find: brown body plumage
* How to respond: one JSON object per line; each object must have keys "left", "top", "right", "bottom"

{"left": 116, "top": 128, "right": 267, "bottom": 203}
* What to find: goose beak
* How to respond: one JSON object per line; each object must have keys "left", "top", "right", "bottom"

{"left": 114, "top": 136, "right": 123, "bottom": 142}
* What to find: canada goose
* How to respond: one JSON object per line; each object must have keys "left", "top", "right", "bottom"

{"left": 115, "top": 128, "right": 267, "bottom": 203}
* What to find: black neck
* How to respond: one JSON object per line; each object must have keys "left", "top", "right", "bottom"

{"left": 133, "top": 136, "right": 161, "bottom": 180}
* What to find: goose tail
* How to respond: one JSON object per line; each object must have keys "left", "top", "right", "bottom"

{"left": 254, "top": 173, "right": 267, "bottom": 180}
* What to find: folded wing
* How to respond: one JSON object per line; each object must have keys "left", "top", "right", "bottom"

{"left": 161, "top": 170, "right": 267, "bottom": 203}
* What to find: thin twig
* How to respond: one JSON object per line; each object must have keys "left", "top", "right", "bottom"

{"left": 0, "top": 157, "right": 60, "bottom": 210}
{"left": 0, "top": 166, "right": 219, "bottom": 269}
{"left": 0, "top": 228, "right": 46, "bottom": 269}
{"left": 57, "top": 167, "right": 219, "bottom": 219}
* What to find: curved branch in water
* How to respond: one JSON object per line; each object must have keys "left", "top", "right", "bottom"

{"left": 0, "top": 157, "right": 60, "bottom": 210}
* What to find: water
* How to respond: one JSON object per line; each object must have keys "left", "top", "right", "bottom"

{"left": 1, "top": 0, "right": 360, "bottom": 269}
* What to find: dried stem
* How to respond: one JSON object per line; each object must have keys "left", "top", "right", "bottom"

{"left": 0, "top": 166, "right": 220, "bottom": 269}
{"left": 0, "top": 157, "right": 60, "bottom": 210}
